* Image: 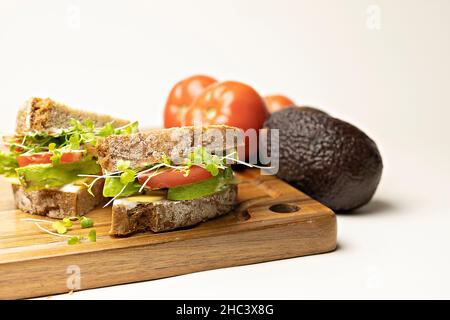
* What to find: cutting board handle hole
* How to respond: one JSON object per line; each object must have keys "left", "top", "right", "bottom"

{"left": 269, "top": 203, "right": 300, "bottom": 213}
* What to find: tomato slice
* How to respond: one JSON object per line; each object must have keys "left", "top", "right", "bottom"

{"left": 15, "top": 139, "right": 24, "bottom": 153}
{"left": 60, "top": 151, "right": 84, "bottom": 164}
{"left": 138, "top": 165, "right": 212, "bottom": 189}
{"left": 16, "top": 151, "right": 84, "bottom": 167}
{"left": 17, "top": 153, "right": 52, "bottom": 167}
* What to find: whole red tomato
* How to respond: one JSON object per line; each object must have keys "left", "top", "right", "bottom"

{"left": 164, "top": 75, "right": 217, "bottom": 128}
{"left": 263, "top": 95, "right": 295, "bottom": 113}
{"left": 184, "top": 81, "right": 269, "bottom": 160}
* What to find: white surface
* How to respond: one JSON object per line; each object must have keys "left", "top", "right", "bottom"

{"left": 1, "top": 0, "right": 449, "bottom": 299}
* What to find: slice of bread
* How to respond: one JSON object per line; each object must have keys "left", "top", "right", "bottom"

{"left": 11, "top": 180, "right": 106, "bottom": 219}
{"left": 110, "top": 184, "right": 237, "bottom": 235}
{"left": 96, "top": 125, "right": 243, "bottom": 172}
{"left": 16, "top": 97, "right": 130, "bottom": 134}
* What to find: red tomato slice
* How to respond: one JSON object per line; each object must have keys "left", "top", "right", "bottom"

{"left": 60, "top": 151, "right": 84, "bottom": 164}
{"left": 16, "top": 151, "right": 84, "bottom": 167}
{"left": 17, "top": 153, "right": 52, "bottom": 167}
{"left": 138, "top": 165, "right": 212, "bottom": 189}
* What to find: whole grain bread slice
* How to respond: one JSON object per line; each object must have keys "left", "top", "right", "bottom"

{"left": 110, "top": 184, "right": 237, "bottom": 235}
{"left": 16, "top": 97, "right": 130, "bottom": 134}
{"left": 96, "top": 125, "right": 244, "bottom": 172}
{"left": 11, "top": 180, "right": 106, "bottom": 219}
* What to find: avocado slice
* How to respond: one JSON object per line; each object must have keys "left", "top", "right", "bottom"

{"left": 103, "top": 176, "right": 141, "bottom": 198}
{"left": 16, "top": 158, "right": 101, "bottom": 191}
{"left": 167, "top": 175, "right": 222, "bottom": 201}
{"left": 0, "top": 151, "right": 19, "bottom": 176}
{"left": 263, "top": 107, "right": 383, "bottom": 211}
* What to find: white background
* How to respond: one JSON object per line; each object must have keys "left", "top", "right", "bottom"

{"left": 1, "top": 0, "right": 450, "bottom": 299}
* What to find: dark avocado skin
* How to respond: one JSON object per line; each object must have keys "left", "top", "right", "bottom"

{"left": 263, "top": 107, "right": 383, "bottom": 211}
{"left": 297, "top": 106, "right": 328, "bottom": 115}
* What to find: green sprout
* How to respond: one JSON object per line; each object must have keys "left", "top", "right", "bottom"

{"left": 88, "top": 229, "right": 97, "bottom": 242}
{"left": 79, "top": 216, "right": 94, "bottom": 229}
{"left": 21, "top": 217, "right": 97, "bottom": 246}
{"left": 68, "top": 236, "right": 81, "bottom": 245}
{"left": 52, "top": 221, "right": 68, "bottom": 234}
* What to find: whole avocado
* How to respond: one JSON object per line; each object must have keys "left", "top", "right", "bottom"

{"left": 263, "top": 107, "right": 383, "bottom": 211}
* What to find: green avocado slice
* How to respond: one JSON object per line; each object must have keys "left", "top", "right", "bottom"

{"left": 103, "top": 176, "right": 141, "bottom": 198}
{"left": 16, "top": 158, "right": 101, "bottom": 191}
{"left": 167, "top": 175, "right": 223, "bottom": 201}
{"left": 0, "top": 151, "right": 19, "bottom": 176}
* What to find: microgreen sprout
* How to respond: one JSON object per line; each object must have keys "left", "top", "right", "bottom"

{"left": 62, "top": 217, "right": 73, "bottom": 228}
{"left": 68, "top": 236, "right": 81, "bottom": 245}
{"left": 80, "top": 171, "right": 122, "bottom": 196}
{"left": 88, "top": 229, "right": 97, "bottom": 242}
{"left": 52, "top": 221, "right": 68, "bottom": 234}
{"left": 33, "top": 222, "right": 73, "bottom": 238}
{"left": 79, "top": 216, "right": 94, "bottom": 228}
{"left": 21, "top": 216, "right": 97, "bottom": 245}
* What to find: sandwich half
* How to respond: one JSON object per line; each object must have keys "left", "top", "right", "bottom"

{"left": 94, "top": 125, "right": 243, "bottom": 235}
{"left": 0, "top": 97, "right": 137, "bottom": 218}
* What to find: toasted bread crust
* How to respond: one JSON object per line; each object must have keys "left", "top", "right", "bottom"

{"left": 110, "top": 184, "right": 237, "bottom": 235}
{"left": 11, "top": 181, "right": 106, "bottom": 219}
{"left": 16, "top": 97, "right": 130, "bottom": 134}
{"left": 96, "top": 125, "right": 243, "bottom": 172}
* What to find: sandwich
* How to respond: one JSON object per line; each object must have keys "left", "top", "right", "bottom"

{"left": 0, "top": 97, "right": 137, "bottom": 218}
{"left": 92, "top": 125, "right": 244, "bottom": 235}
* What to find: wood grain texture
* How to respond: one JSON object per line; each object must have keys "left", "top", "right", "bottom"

{"left": 0, "top": 169, "right": 337, "bottom": 299}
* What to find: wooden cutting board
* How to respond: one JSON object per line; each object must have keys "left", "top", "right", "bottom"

{"left": 0, "top": 169, "right": 337, "bottom": 299}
